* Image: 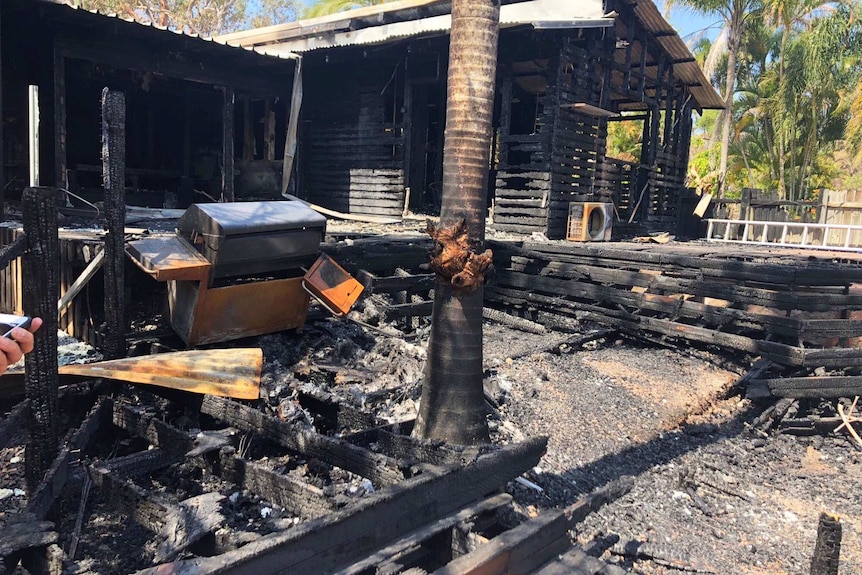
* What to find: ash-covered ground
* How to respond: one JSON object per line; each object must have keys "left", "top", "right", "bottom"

{"left": 250, "top": 288, "right": 862, "bottom": 575}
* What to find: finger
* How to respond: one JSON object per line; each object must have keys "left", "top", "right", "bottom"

{"left": 28, "top": 317, "right": 43, "bottom": 334}
{"left": 0, "top": 337, "right": 22, "bottom": 366}
{"left": 0, "top": 350, "right": 8, "bottom": 375}
{"left": 9, "top": 327, "right": 34, "bottom": 355}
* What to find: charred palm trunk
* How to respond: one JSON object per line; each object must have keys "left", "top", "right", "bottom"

{"left": 413, "top": 0, "right": 500, "bottom": 444}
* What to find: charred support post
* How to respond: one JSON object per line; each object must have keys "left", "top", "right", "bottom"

{"left": 810, "top": 512, "right": 841, "bottom": 575}
{"left": 413, "top": 0, "right": 500, "bottom": 445}
{"left": 22, "top": 186, "right": 60, "bottom": 491}
{"left": 54, "top": 43, "right": 67, "bottom": 191}
{"left": 101, "top": 89, "right": 126, "bottom": 360}
{"left": 222, "top": 86, "right": 235, "bottom": 202}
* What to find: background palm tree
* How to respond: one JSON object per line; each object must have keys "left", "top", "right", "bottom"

{"left": 412, "top": 0, "right": 500, "bottom": 445}
{"left": 666, "top": 0, "right": 761, "bottom": 196}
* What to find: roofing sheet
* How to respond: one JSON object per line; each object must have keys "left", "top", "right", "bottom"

{"left": 34, "top": 0, "right": 298, "bottom": 60}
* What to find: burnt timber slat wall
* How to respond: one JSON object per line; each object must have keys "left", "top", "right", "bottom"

{"left": 548, "top": 39, "right": 612, "bottom": 238}
{"left": 0, "top": 227, "right": 101, "bottom": 345}
{"left": 493, "top": 57, "right": 556, "bottom": 235}
{"left": 606, "top": 0, "right": 696, "bottom": 231}
{"left": 300, "top": 58, "right": 405, "bottom": 218}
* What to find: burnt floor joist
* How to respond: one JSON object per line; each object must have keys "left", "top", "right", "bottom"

{"left": 137, "top": 437, "right": 547, "bottom": 575}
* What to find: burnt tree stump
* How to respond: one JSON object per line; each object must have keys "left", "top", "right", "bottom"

{"left": 810, "top": 512, "right": 841, "bottom": 575}
{"left": 22, "top": 186, "right": 59, "bottom": 491}
{"left": 101, "top": 88, "right": 126, "bottom": 360}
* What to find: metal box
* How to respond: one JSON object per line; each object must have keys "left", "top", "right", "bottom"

{"left": 176, "top": 201, "right": 326, "bottom": 281}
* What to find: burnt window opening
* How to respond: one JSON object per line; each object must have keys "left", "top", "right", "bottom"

{"left": 508, "top": 60, "right": 548, "bottom": 136}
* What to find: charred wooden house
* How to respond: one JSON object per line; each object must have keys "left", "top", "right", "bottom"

{"left": 0, "top": 0, "right": 299, "bottom": 214}
{"left": 221, "top": 0, "right": 723, "bottom": 238}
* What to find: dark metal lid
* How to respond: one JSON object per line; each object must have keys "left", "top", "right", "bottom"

{"left": 177, "top": 201, "right": 327, "bottom": 250}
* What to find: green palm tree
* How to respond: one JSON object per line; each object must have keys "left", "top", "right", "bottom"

{"left": 666, "top": 0, "right": 762, "bottom": 196}
{"left": 762, "top": 0, "right": 832, "bottom": 197}
{"left": 412, "top": 0, "right": 500, "bottom": 445}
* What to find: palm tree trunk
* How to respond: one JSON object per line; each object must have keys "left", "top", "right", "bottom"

{"left": 413, "top": 0, "right": 499, "bottom": 445}
{"left": 719, "top": 46, "right": 737, "bottom": 196}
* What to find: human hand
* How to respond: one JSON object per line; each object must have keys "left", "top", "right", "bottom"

{"left": 0, "top": 317, "right": 43, "bottom": 375}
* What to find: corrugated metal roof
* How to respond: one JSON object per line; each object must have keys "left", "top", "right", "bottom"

{"left": 218, "top": 0, "right": 609, "bottom": 52}
{"left": 630, "top": 0, "right": 724, "bottom": 109}
{"left": 216, "top": 0, "right": 722, "bottom": 109}
{"left": 34, "top": 0, "right": 298, "bottom": 60}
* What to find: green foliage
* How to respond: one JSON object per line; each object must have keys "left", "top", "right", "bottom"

{"left": 671, "top": 0, "right": 862, "bottom": 198}
{"left": 303, "top": 0, "right": 389, "bottom": 18}
{"left": 73, "top": 0, "right": 299, "bottom": 35}
{"left": 605, "top": 116, "right": 643, "bottom": 162}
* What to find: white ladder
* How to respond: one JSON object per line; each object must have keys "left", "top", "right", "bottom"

{"left": 705, "top": 218, "right": 862, "bottom": 252}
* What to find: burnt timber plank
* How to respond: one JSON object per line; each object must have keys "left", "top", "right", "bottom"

{"left": 111, "top": 401, "right": 197, "bottom": 455}
{"left": 155, "top": 492, "right": 227, "bottom": 563}
{"left": 754, "top": 376, "right": 862, "bottom": 399}
{"left": 344, "top": 428, "right": 483, "bottom": 468}
{"left": 487, "top": 284, "right": 808, "bottom": 365}
{"left": 200, "top": 396, "right": 403, "bottom": 486}
{"left": 195, "top": 446, "right": 333, "bottom": 519}
{"left": 334, "top": 494, "right": 513, "bottom": 575}
{"left": 490, "top": 240, "right": 862, "bottom": 286}
{"left": 136, "top": 437, "right": 548, "bottom": 575}
{"left": 0, "top": 521, "right": 58, "bottom": 558}
{"left": 430, "top": 509, "right": 570, "bottom": 575}
{"left": 87, "top": 464, "right": 170, "bottom": 532}
{"left": 100, "top": 448, "right": 181, "bottom": 479}
{"left": 565, "top": 476, "right": 635, "bottom": 526}
{"left": 25, "top": 398, "right": 108, "bottom": 520}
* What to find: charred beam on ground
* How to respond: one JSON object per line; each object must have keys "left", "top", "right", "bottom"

{"left": 87, "top": 463, "right": 225, "bottom": 563}
{"left": 25, "top": 398, "right": 109, "bottom": 520}
{"left": 201, "top": 395, "right": 404, "bottom": 486}
{"left": 100, "top": 448, "right": 182, "bottom": 479}
{"left": 431, "top": 509, "right": 570, "bottom": 575}
{"left": 111, "top": 401, "right": 197, "bottom": 455}
{"left": 193, "top": 446, "right": 334, "bottom": 519}
{"left": 0, "top": 521, "right": 58, "bottom": 559}
{"left": 334, "top": 494, "right": 513, "bottom": 575}
{"left": 565, "top": 475, "right": 635, "bottom": 526}
{"left": 344, "top": 426, "right": 483, "bottom": 469}
{"left": 137, "top": 437, "right": 548, "bottom": 575}
{"left": 751, "top": 376, "right": 862, "bottom": 399}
